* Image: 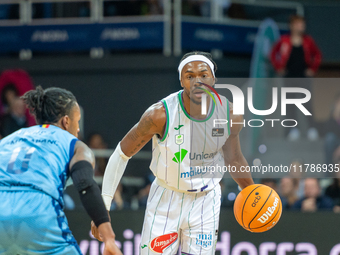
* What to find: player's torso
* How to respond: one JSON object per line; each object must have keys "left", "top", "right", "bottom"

{"left": 0, "top": 125, "right": 78, "bottom": 204}
{"left": 150, "top": 90, "right": 230, "bottom": 193}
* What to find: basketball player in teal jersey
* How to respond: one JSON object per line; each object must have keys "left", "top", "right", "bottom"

{"left": 0, "top": 86, "right": 122, "bottom": 255}
{"left": 93, "top": 51, "right": 254, "bottom": 254}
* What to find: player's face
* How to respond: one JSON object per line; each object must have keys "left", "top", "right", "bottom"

{"left": 67, "top": 103, "right": 81, "bottom": 138}
{"left": 180, "top": 61, "right": 215, "bottom": 105}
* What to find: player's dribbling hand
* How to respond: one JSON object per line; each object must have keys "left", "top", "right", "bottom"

{"left": 103, "top": 239, "right": 123, "bottom": 255}
{"left": 91, "top": 220, "right": 103, "bottom": 241}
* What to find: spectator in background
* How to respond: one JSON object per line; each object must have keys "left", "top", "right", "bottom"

{"left": 279, "top": 177, "right": 299, "bottom": 210}
{"left": 324, "top": 94, "right": 340, "bottom": 165}
{"left": 0, "top": 84, "right": 18, "bottom": 117}
{"left": 260, "top": 178, "right": 278, "bottom": 192}
{"left": 289, "top": 159, "right": 305, "bottom": 198}
{"left": 325, "top": 170, "right": 340, "bottom": 213}
{"left": 271, "top": 15, "right": 321, "bottom": 78}
{"left": 0, "top": 69, "right": 36, "bottom": 127}
{"left": 270, "top": 15, "right": 322, "bottom": 141}
{"left": 0, "top": 97, "right": 28, "bottom": 137}
{"left": 292, "top": 178, "right": 333, "bottom": 212}
{"left": 87, "top": 132, "right": 108, "bottom": 176}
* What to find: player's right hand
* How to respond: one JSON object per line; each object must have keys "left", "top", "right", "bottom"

{"left": 103, "top": 239, "right": 123, "bottom": 255}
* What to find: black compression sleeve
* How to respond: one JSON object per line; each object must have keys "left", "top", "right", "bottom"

{"left": 70, "top": 160, "right": 109, "bottom": 227}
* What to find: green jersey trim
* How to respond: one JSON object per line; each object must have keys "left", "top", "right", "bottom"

{"left": 177, "top": 91, "right": 215, "bottom": 123}
{"left": 160, "top": 99, "right": 169, "bottom": 142}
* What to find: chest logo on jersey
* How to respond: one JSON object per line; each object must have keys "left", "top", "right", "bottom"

{"left": 149, "top": 232, "right": 178, "bottom": 253}
{"left": 175, "top": 134, "right": 184, "bottom": 145}
{"left": 172, "top": 149, "right": 188, "bottom": 163}
{"left": 212, "top": 128, "right": 224, "bottom": 137}
{"left": 174, "top": 124, "right": 184, "bottom": 130}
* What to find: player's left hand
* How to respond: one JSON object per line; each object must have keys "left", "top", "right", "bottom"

{"left": 91, "top": 220, "right": 103, "bottom": 241}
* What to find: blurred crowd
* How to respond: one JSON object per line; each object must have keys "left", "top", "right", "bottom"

{"left": 0, "top": 66, "right": 339, "bottom": 213}
{"left": 259, "top": 162, "right": 340, "bottom": 213}
{"left": 0, "top": 13, "right": 338, "bottom": 213}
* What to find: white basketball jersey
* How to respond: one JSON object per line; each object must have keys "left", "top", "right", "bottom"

{"left": 150, "top": 90, "right": 230, "bottom": 193}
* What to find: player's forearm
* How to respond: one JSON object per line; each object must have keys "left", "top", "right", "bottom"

{"left": 102, "top": 142, "right": 131, "bottom": 210}
{"left": 228, "top": 156, "right": 254, "bottom": 189}
{"left": 71, "top": 161, "right": 110, "bottom": 227}
{"left": 232, "top": 176, "right": 254, "bottom": 190}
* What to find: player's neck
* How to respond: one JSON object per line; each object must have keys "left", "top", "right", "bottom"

{"left": 49, "top": 122, "right": 65, "bottom": 131}
{"left": 182, "top": 91, "right": 212, "bottom": 119}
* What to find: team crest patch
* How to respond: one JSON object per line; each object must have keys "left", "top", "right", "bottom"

{"left": 149, "top": 232, "right": 178, "bottom": 253}
{"left": 212, "top": 128, "right": 224, "bottom": 137}
{"left": 175, "top": 134, "right": 184, "bottom": 145}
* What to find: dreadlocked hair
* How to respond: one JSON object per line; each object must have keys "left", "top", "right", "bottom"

{"left": 21, "top": 86, "right": 77, "bottom": 125}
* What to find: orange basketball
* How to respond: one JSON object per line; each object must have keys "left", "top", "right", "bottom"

{"left": 233, "top": 184, "right": 282, "bottom": 233}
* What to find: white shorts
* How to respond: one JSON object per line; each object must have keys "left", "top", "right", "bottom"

{"left": 140, "top": 179, "right": 221, "bottom": 255}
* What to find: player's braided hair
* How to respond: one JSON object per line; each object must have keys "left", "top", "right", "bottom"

{"left": 21, "top": 86, "right": 77, "bottom": 125}
{"left": 180, "top": 51, "right": 217, "bottom": 73}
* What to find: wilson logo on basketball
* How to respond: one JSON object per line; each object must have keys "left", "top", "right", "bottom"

{"left": 149, "top": 232, "right": 178, "bottom": 253}
{"left": 257, "top": 197, "right": 279, "bottom": 223}
{"left": 257, "top": 197, "right": 279, "bottom": 224}
{"left": 251, "top": 196, "right": 261, "bottom": 207}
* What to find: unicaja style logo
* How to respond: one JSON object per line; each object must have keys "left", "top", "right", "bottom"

{"left": 172, "top": 149, "right": 188, "bottom": 163}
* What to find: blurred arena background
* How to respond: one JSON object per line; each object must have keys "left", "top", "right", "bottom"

{"left": 1, "top": 0, "right": 340, "bottom": 254}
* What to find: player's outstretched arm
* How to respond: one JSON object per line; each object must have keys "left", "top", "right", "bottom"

{"left": 100, "top": 102, "right": 166, "bottom": 209}
{"left": 222, "top": 102, "right": 254, "bottom": 190}
{"left": 120, "top": 101, "right": 166, "bottom": 157}
{"left": 70, "top": 141, "right": 122, "bottom": 255}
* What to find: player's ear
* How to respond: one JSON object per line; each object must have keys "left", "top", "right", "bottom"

{"left": 61, "top": 115, "right": 70, "bottom": 130}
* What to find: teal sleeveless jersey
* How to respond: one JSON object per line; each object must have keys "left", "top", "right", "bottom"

{"left": 0, "top": 125, "right": 78, "bottom": 206}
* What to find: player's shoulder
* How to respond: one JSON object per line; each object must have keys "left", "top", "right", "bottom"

{"left": 161, "top": 90, "right": 181, "bottom": 102}
{"left": 140, "top": 91, "right": 182, "bottom": 131}
{"left": 143, "top": 101, "right": 166, "bottom": 129}
{"left": 0, "top": 126, "right": 32, "bottom": 142}
{"left": 74, "top": 140, "right": 91, "bottom": 152}
{"left": 144, "top": 91, "right": 182, "bottom": 124}
{"left": 72, "top": 140, "right": 95, "bottom": 165}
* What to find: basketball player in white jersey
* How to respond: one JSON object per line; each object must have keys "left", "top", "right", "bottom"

{"left": 92, "top": 51, "right": 254, "bottom": 254}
